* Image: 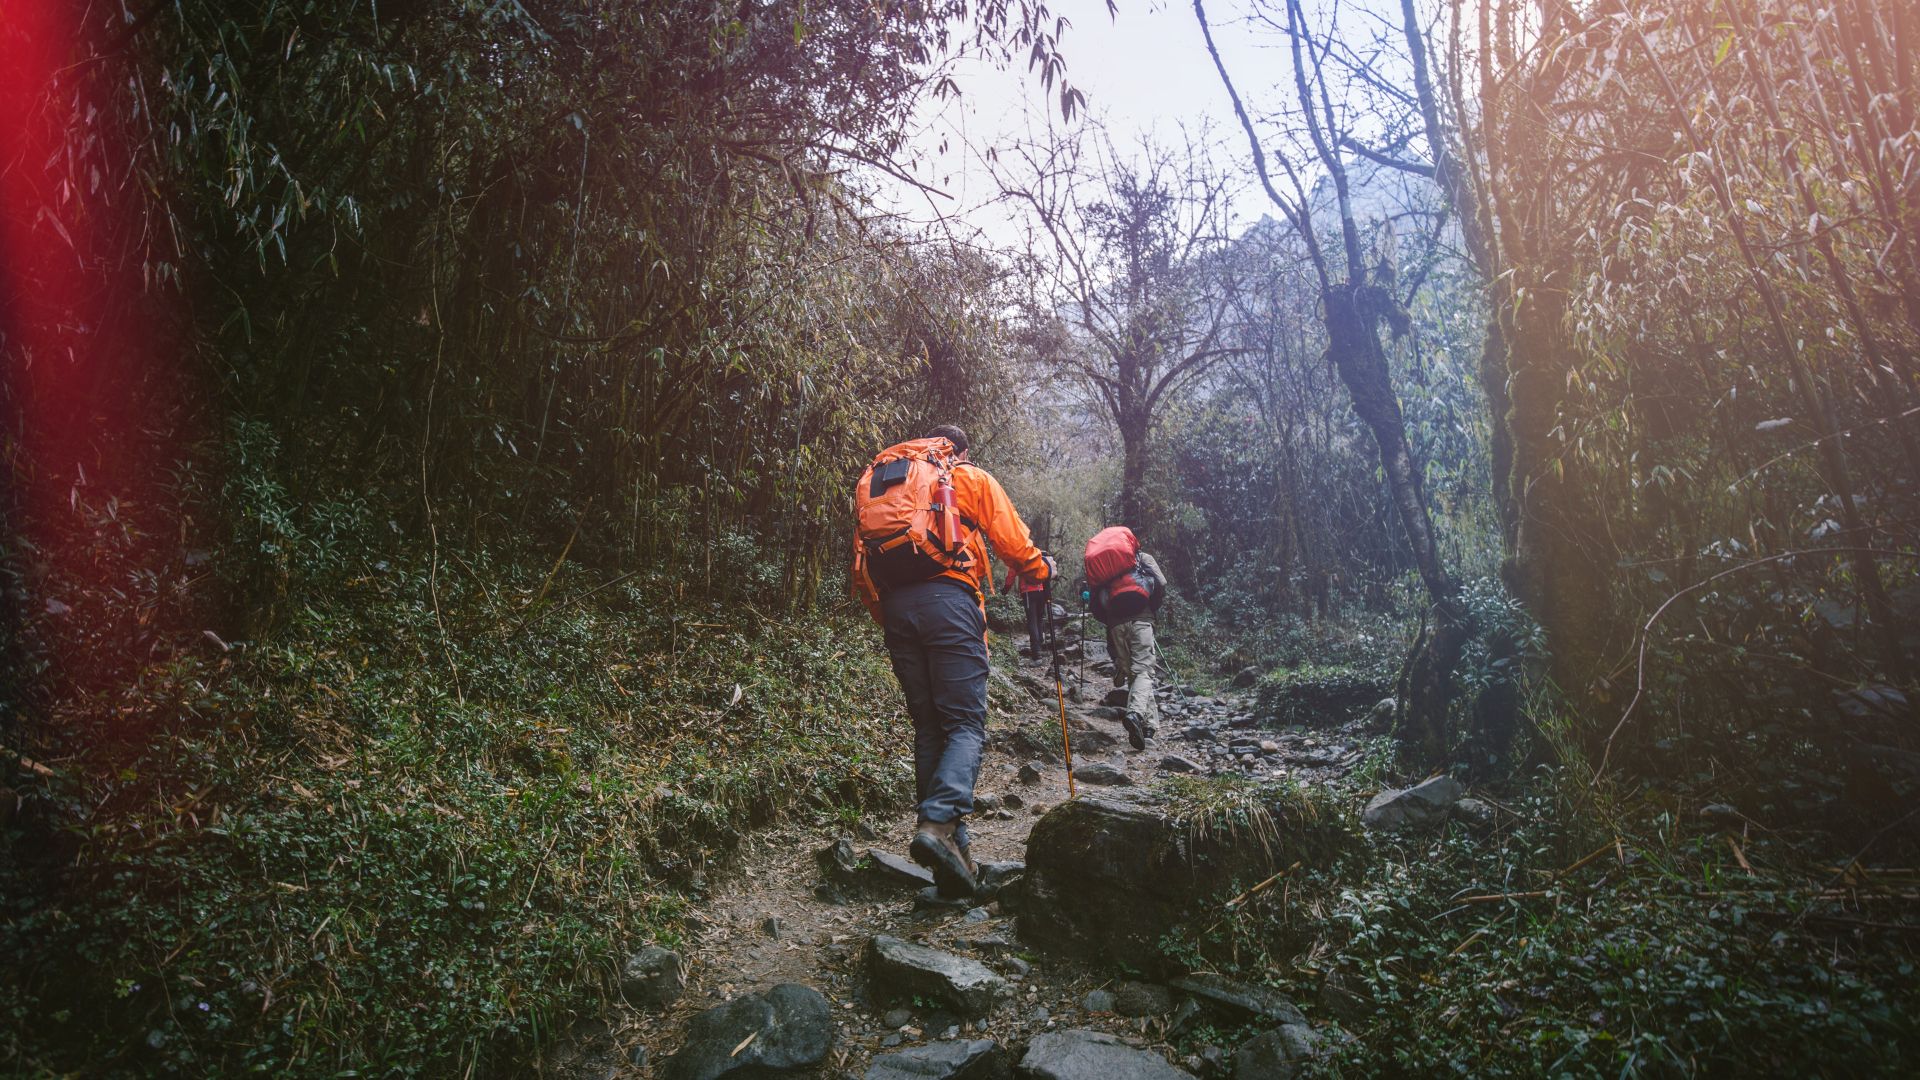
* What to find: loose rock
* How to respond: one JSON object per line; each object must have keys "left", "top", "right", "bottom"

{"left": 661, "top": 983, "right": 834, "bottom": 1080}
{"left": 1081, "top": 989, "right": 1115, "bottom": 1013}
{"left": 1071, "top": 763, "right": 1132, "bottom": 787}
{"left": 1230, "top": 1025, "right": 1323, "bottom": 1080}
{"left": 867, "top": 848, "right": 939, "bottom": 889}
{"left": 1170, "top": 973, "right": 1308, "bottom": 1026}
{"left": 978, "top": 862, "right": 1026, "bottom": 892}
{"left": 1110, "top": 982, "right": 1173, "bottom": 1018}
{"left": 1070, "top": 728, "right": 1123, "bottom": 754}
{"left": 1451, "top": 796, "right": 1496, "bottom": 830}
{"left": 867, "top": 935, "right": 1011, "bottom": 1018}
{"left": 1019, "top": 762, "right": 1045, "bottom": 785}
{"left": 1360, "top": 776, "right": 1465, "bottom": 831}
{"left": 819, "top": 838, "right": 939, "bottom": 893}
{"left": 1317, "top": 970, "right": 1369, "bottom": 1024}
{"left": 1157, "top": 755, "right": 1204, "bottom": 774}
{"left": 867, "top": 1039, "right": 1008, "bottom": 1080}
{"left": 1018, "top": 1029, "right": 1194, "bottom": 1080}
{"left": 1015, "top": 673, "right": 1058, "bottom": 702}
{"left": 620, "top": 946, "right": 686, "bottom": 1009}
{"left": 915, "top": 887, "right": 972, "bottom": 913}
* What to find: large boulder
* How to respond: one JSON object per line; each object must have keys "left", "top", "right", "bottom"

{"left": 867, "top": 935, "right": 1012, "bottom": 1018}
{"left": 1018, "top": 1029, "right": 1193, "bottom": 1080}
{"left": 868, "top": 1039, "right": 1009, "bottom": 1080}
{"left": 1361, "top": 776, "right": 1464, "bottom": 831}
{"left": 1022, "top": 797, "right": 1299, "bottom": 972}
{"left": 661, "top": 983, "right": 835, "bottom": 1080}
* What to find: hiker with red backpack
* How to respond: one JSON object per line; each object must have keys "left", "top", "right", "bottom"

{"left": 1084, "top": 525, "right": 1165, "bottom": 750}
{"left": 852, "top": 425, "right": 1055, "bottom": 899}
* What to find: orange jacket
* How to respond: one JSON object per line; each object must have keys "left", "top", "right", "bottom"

{"left": 853, "top": 460, "right": 1049, "bottom": 622}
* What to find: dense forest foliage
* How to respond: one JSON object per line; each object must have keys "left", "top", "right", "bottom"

{"left": 3, "top": 0, "right": 1917, "bottom": 1074}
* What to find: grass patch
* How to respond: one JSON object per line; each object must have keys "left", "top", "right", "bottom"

{"left": 1, "top": 553, "right": 911, "bottom": 1076}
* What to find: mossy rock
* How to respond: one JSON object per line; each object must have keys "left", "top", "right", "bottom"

{"left": 1252, "top": 665, "right": 1389, "bottom": 728}
{"left": 1019, "top": 788, "right": 1353, "bottom": 974}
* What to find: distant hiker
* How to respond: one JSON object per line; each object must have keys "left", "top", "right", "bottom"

{"left": 1084, "top": 525, "right": 1164, "bottom": 751}
{"left": 1003, "top": 563, "right": 1050, "bottom": 663}
{"left": 853, "top": 424, "right": 1055, "bottom": 898}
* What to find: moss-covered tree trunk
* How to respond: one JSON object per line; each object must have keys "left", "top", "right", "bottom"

{"left": 1323, "top": 280, "right": 1466, "bottom": 760}
{"left": 1495, "top": 287, "right": 1620, "bottom": 711}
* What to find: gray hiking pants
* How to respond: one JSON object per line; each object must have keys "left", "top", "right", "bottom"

{"left": 881, "top": 578, "right": 986, "bottom": 848}
{"left": 1107, "top": 618, "right": 1158, "bottom": 729}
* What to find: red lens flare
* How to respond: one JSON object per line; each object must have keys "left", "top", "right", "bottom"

{"left": 4, "top": 1, "right": 188, "bottom": 702}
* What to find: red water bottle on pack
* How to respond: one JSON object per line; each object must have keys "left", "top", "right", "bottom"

{"left": 932, "top": 470, "right": 962, "bottom": 548}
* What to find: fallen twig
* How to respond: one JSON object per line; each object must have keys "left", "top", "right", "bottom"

{"left": 1457, "top": 890, "right": 1550, "bottom": 904}
{"left": 1556, "top": 840, "right": 1620, "bottom": 879}
{"left": 1224, "top": 861, "right": 1303, "bottom": 908}
{"left": 1748, "top": 911, "right": 1920, "bottom": 935}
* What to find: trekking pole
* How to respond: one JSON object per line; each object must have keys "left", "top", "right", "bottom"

{"left": 1077, "top": 609, "right": 1087, "bottom": 698}
{"left": 1048, "top": 583, "right": 1077, "bottom": 799}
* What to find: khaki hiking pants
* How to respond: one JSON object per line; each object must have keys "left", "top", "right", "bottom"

{"left": 1107, "top": 618, "right": 1158, "bottom": 729}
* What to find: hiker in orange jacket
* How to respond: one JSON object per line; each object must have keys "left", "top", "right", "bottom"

{"left": 851, "top": 424, "right": 1054, "bottom": 898}
{"left": 851, "top": 430, "right": 1052, "bottom": 627}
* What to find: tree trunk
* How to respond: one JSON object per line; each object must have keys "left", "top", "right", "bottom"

{"left": 1119, "top": 412, "right": 1150, "bottom": 533}
{"left": 1323, "top": 281, "right": 1464, "bottom": 759}
{"left": 1498, "top": 290, "right": 1618, "bottom": 707}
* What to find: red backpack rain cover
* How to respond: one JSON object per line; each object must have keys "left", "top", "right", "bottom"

{"left": 1084, "top": 526, "right": 1140, "bottom": 586}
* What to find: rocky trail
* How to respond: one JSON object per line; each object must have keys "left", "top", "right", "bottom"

{"left": 542, "top": 636, "right": 1410, "bottom": 1080}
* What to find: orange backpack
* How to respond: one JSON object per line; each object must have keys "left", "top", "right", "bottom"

{"left": 854, "top": 438, "right": 976, "bottom": 590}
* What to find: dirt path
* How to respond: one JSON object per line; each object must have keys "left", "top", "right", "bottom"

{"left": 542, "top": 652, "right": 1363, "bottom": 1078}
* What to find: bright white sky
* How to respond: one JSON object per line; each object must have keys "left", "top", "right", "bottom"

{"left": 870, "top": 0, "right": 1281, "bottom": 246}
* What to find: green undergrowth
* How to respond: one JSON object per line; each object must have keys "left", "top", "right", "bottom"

{"left": 1166, "top": 769, "right": 1919, "bottom": 1076}
{"left": 1, "top": 553, "right": 910, "bottom": 1076}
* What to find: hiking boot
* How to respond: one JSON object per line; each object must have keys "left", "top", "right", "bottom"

{"left": 910, "top": 830, "right": 977, "bottom": 899}
{"left": 1121, "top": 710, "right": 1147, "bottom": 751}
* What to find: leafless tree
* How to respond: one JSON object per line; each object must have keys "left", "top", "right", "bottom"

{"left": 991, "top": 129, "right": 1245, "bottom": 531}
{"left": 1196, "top": 0, "right": 1469, "bottom": 758}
